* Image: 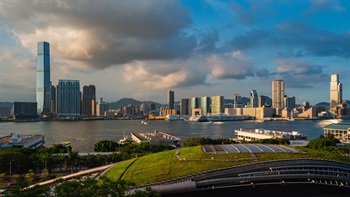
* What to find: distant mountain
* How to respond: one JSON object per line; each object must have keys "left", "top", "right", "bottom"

{"left": 315, "top": 102, "right": 329, "bottom": 106}
{"left": 107, "top": 98, "right": 162, "bottom": 110}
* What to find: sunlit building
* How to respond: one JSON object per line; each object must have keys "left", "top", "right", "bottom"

{"left": 272, "top": 79, "right": 285, "bottom": 108}
{"left": 211, "top": 96, "right": 224, "bottom": 115}
{"left": 250, "top": 90, "right": 258, "bottom": 108}
{"left": 201, "top": 96, "right": 211, "bottom": 116}
{"left": 330, "top": 74, "right": 342, "bottom": 113}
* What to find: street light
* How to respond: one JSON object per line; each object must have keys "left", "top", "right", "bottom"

{"left": 9, "top": 160, "right": 14, "bottom": 175}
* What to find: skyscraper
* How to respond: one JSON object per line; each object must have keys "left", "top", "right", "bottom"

{"left": 180, "top": 98, "right": 189, "bottom": 115}
{"left": 211, "top": 96, "right": 224, "bottom": 115}
{"left": 50, "top": 85, "right": 56, "bottom": 114}
{"left": 167, "top": 89, "right": 174, "bottom": 110}
{"left": 330, "top": 74, "right": 342, "bottom": 110}
{"left": 272, "top": 80, "right": 285, "bottom": 108}
{"left": 201, "top": 96, "right": 210, "bottom": 116}
{"left": 36, "top": 41, "right": 51, "bottom": 115}
{"left": 250, "top": 90, "right": 258, "bottom": 108}
{"left": 191, "top": 97, "right": 200, "bottom": 109}
{"left": 57, "top": 80, "right": 80, "bottom": 117}
{"left": 82, "top": 85, "right": 96, "bottom": 117}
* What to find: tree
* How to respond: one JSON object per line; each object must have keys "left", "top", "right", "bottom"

{"left": 24, "top": 169, "right": 35, "bottom": 184}
{"left": 94, "top": 140, "right": 118, "bottom": 152}
{"left": 67, "top": 150, "right": 80, "bottom": 173}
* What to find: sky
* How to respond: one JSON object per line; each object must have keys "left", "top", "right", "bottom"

{"left": 0, "top": 0, "right": 349, "bottom": 105}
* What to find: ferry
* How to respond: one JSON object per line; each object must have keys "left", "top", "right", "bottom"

{"left": 234, "top": 128, "right": 307, "bottom": 141}
{"left": 165, "top": 114, "right": 186, "bottom": 121}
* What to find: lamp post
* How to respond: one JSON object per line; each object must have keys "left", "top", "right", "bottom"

{"left": 9, "top": 160, "right": 14, "bottom": 175}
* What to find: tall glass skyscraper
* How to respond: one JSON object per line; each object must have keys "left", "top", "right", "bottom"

{"left": 36, "top": 42, "right": 51, "bottom": 115}
{"left": 167, "top": 89, "right": 174, "bottom": 109}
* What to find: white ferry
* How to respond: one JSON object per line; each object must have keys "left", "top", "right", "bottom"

{"left": 234, "top": 128, "right": 307, "bottom": 141}
{"left": 165, "top": 114, "right": 186, "bottom": 121}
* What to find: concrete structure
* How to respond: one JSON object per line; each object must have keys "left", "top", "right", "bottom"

{"left": 211, "top": 96, "right": 224, "bottom": 115}
{"left": 258, "top": 95, "right": 267, "bottom": 107}
{"left": 234, "top": 128, "right": 307, "bottom": 141}
{"left": 0, "top": 134, "right": 44, "bottom": 149}
{"left": 323, "top": 123, "right": 350, "bottom": 142}
{"left": 36, "top": 41, "right": 51, "bottom": 115}
{"left": 330, "top": 74, "right": 342, "bottom": 113}
{"left": 131, "top": 130, "right": 181, "bottom": 146}
{"left": 57, "top": 80, "right": 81, "bottom": 117}
{"left": 13, "top": 102, "right": 37, "bottom": 120}
{"left": 82, "top": 85, "right": 96, "bottom": 117}
{"left": 167, "top": 89, "right": 174, "bottom": 110}
{"left": 200, "top": 97, "right": 210, "bottom": 116}
{"left": 225, "top": 107, "right": 275, "bottom": 119}
{"left": 250, "top": 90, "right": 258, "bottom": 108}
{"left": 272, "top": 80, "right": 284, "bottom": 108}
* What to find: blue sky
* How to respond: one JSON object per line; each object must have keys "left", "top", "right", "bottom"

{"left": 0, "top": 0, "right": 349, "bottom": 104}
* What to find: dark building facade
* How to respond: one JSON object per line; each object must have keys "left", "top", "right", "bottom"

{"left": 13, "top": 102, "right": 38, "bottom": 120}
{"left": 82, "top": 85, "right": 96, "bottom": 117}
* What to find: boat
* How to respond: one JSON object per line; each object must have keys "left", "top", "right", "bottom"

{"left": 165, "top": 114, "right": 185, "bottom": 121}
{"left": 234, "top": 128, "right": 307, "bottom": 141}
{"left": 141, "top": 120, "right": 150, "bottom": 125}
{"left": 118, "top": 132, "right": 129, "bottom": 144}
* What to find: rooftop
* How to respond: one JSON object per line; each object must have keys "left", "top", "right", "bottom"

{"left": 323, "top": 123, "right": 350, "bottom": 130}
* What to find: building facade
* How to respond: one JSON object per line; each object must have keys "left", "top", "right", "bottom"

{"left": 180, "top": 98, "right": 189, "bottom": 115}
{"left": 82, "top": 85, "right": 96, "bottom": 117}
{"left": 250, "top": 90, "right": 258, "bottom": 108}
{"left": 13, "top": 102, "right": 37, "bottom": 120}
{"left": 284, "top": 96, "right": 296, "bottom": 110}
{"left": 167, "top": 89, "right": 174, "bottom": 110}
{"left": 36, "top": 41, "right": 51, "bottom": 115}
{"left": 57, "top": 80, "right": 81, "bottom": 117}
{"left": 96, "top": 98, "right": 108, "bottom": 117}
{"left": 211, "top": 96, "right": 224, "bottom": 115}
{"left": 201, "top": 96, "right": 210, "bottom": 116}
{"left": 330, "top": 74, "right": 342, "bottom": 112}
{"left": 272, "top": 79, "right": 285, "bottom": 108}
{"left": 50, "top": 85, "right": 56, "bottom": 114}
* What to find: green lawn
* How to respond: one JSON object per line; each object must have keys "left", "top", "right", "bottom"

{"left": 103, "top": 146, "right": 350, "bottom": 185}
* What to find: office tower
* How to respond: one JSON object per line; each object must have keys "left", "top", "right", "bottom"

{"left": 272, "top": 80, "right": 285, "bottom": 108}
{"left": 82, "top": 85, "right": 96, "bottom": 117}
{"left": 180, "top": 98, "right": 189, "bottom": 115}
{"left": 250, "top": 90, "right": 258, "bottom": 108}
{"left": 50, "top": 85, "right": 56, "bottom": 114}
{"left": 201, "top": 96, "right": 211, "bottom": 116}
{"left": 211, "top": 96, "right": 224, "bottom": 114}
{"left": 36, "top": 41, "right": 51, "bottom": 115}
{"left": 191, "top": 97, "right": 200, "bottom": 109}
{"left": 167, "top": 89, "right": 174, "bottom": 110}
{"left": 97, "top": 97, "right": 108, "bottom": 117}
{"left": 258, "top": 95, "right": 266, "bottom": 107}
{"left": 233, "top": 93, "right": 241, "bottom": 108}
{"left": 140, "top": 102, "right": 150, "bottom": 115}
{"left": 57, "top": 80, "right": 80, "bottom": 117}
{"left": 284, "top": 96, "right": 296, "bottom": 110}
{"left": 330, "top": 74, "right": 342, "bottom": 110}
{"left": 149, "top": 103, "right": 156, "bottom": 111}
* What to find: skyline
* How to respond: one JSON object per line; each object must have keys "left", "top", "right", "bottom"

{"left": 1, "top": 0, "right": 349, "bottom": 104}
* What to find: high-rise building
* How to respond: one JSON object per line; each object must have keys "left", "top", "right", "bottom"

{"left": 57, "top": 80, "right": 80, "bottom": 117}
{"left": 284, "top": 96, "right": 296, "bottom": 110}
{"left": 258, "top": 95, "right": 266, "bottom": 107}
{"left": 330, "top": 74, "right": 342, "bottom": 110}
{"left": 36, "top": 41, "right": 51, "bottom": 115}
{"left": 97, "top": 97, "right": 108, "bottom": 117}
{"left": 201, "top": 96, "right": 211, "bottom": 116}
{"left": 13, "top": 102, "right": 37, "bottom": 120}
{"left": 211, "top": 96, "right": 224, "bottom": 115}
{"left": 167, "top": 89, "right": 174, "bottom": 110}
{"left": 272, "top": 80, "right": 285, "bottom": 108}
{"left": 82, "top": 85, "right": 96, "bottom": 117}
{"left": 250, "top": 90, "right": 258, "bottom": 108}
{"left": 50, "top": 85, "right": 56, "bottom": 114}
{"left": 180, "top": 98, "right": 189, "bottom": 115}
{"left": 191, "top": 97, "right": 200, "bottom": 109}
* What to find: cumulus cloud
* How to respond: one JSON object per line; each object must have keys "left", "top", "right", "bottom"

{"left": 208, "top": 51, "right": 255, "bottom": 79}
{"left": 0, "top": 0, "right": 194, "bottom": 70}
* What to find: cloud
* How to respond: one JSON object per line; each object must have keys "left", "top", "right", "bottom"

{"left": 0, "top": 0, "right": 195, "bottom": 70}
{"left": 305, "top": 0, "right": 346, "bottom": 14}
{"left": 230, "top": 30, "right": 271, "bottom": 50}
{"left": 208, "top": 51, "right": 255, "bottom": 79}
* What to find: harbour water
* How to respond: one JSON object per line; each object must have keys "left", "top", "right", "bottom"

{"left": 0, "top": 119, "right": 348, "bottom": 152}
